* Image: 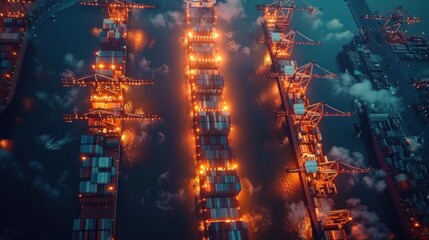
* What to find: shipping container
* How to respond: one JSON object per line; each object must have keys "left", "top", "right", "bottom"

{"left": 195, "top": 110, "right": 231, "bottom": 135}
{"left": 208, "top": 221, "right": 249, "bottom": 240}
{"left": 72, "top": 218, "right": 113, "bottom": 240}
{"left": 201, "top": 170, "right": 242, "bottom": 197}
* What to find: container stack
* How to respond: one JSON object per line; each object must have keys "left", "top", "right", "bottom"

{"left": 368, "top": 113, "right": 429, "bottom": 238}
{"left": 94, "top": 19, "right": 127, "bottom": 78}
{"left": 71, "top": 16, "right": 129, "bottom": 240}
{"left": 186, "top": 0, "right": 249, "bottom": 239}
{"left": 0, "top": 17, "right": 25, "bottom": 111}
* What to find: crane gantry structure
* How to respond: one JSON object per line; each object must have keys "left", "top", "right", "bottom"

{"left": 363, "top": 6, "right": 421, "bottom": 42}
{"left": 257, "top": 0, "right": 374, "bottom": 239}
{"left": 0, "top": 0, "right": 36, "bottom": 18}
{"left": 66, "top": 1, "right": 157, "bottom": 239}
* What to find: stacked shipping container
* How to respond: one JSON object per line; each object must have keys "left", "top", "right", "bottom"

{"left": 186, "top": 0, "right": 249, "bottom": 239}
{"left": 71, "top": 16, "right": 128, "bottom": 240}
{"left": 0, "top": 17, "right": 25, "bottom": 111}
{"left": 368, "top": 113, "right": 429, "bottom": 238}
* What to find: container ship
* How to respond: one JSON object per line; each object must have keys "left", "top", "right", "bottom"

{"left": 0, "top": 1, "right": 36, "bottom": 114}
{"left": 62, "top": 1, "right": 156, "bottom": 239}
{"left": 341, "top": 33, "right": 429, "bottom": 239}
{"left": 185, "top": 0, "right": 250, "bottom": 239}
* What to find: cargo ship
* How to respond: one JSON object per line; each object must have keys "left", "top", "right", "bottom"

{"left": 0, "top": 15, "right": 29, "bottom": 114}
{"left": 63, "top": 2, "right": 156, "bottom": 239}
{"left": 340, "top": 32, "right": 429, "bottom": 239}
{"left": 185, "top": 0, "right": 250, "bottom": 239}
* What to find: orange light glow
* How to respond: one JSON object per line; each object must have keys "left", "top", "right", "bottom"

{"left": 108, "top": 186, "right": 114, "bottom": 191}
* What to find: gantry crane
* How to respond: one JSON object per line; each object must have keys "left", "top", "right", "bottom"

{"left": 62, "top": 73, "right": 154, "bottom": 87}
{"left": 64, "top": 109, "right": 160, "bottom": 123}
{"left": 364, "top": 7, "right": 421, "bottom": 42}
{"left": 286, "top": 159, "right": 374, "bottom": 196}
{"left": 80, "top": 0, "right": 155, "bottom": 21}
{"left": 257, "top": 29, "right": 322, "bottom": 60}
{"left": 277, "top": 102, "right": 352, "bottom": 128}
{"left": 268, "top": 60, "right": 338, "bottom": 95}
{"left": 256, "top": 0, "right": 317, "bottom": 33}
{"left": 0, "top": 0, "right": 36, "bottom": 18}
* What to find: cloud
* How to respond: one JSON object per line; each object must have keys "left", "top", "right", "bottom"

{"left": 225, "top": 32, "right": 234, "bottom": 38}
{"left": 121, "top": 120, "right": 162, "bottom": 163}
{"left": 226, "top": 40, "right": 250, "bottom": 56}
{"left": 138, "top": 57, "right": 169, "bottom": 75}
{"left": 34, "top": 176, "right": 60, "bottom": 199}
{"left": 286, "top": 201, "right": 307, "bottom": 226}
{"left": 328, "top": 146, "right": 366, "bottom": 167}
{"left": 216, "top": 0, "right": 245, "bottom": 22}
{"left": 35, "top": 88, "right": 80, "bottom": 110}
{"left": 324, "top": 30, "right": 354, "bottom": 41}
{"left": 155, "top": 188, "right": 185, "bottom": 211}
{"left": 327, "top": 18, "right": 344, "bottom": 30}
{"left": 157, "top": 169, "right": 171, "bottom": 185}
{"left": 331, "top": 73, "right": 355, "bottom": 95}
{"left": 139, "top": 57, "right": 151, "bottom": 71}
{"left": 28, "top": 161, "right": 45, "bottom": 172}
{"left": 33, "top": 170, "right": 70, "bottom": 200}
{"left": 241, "top": 177, "right": 261, "bottom": 196}
{"left": 0, "top": 149, "right": 25, "bottom": 179}
{"left": 312, "top": 18, "right": 324, "bottom": 30}
{"left": 349, "top": 79, "right": 402, "bottom": 112}
{"left": 242, "top": 206, "right": 272, "bottom": 233}
{"left": 63, "top": 53, "right": 84, "bottom": 72}
{"left": 347, "top": 198, "right": 389, "bottom": 240}
{"left": 155, "top": 64, "right": 170, "bottom": 74}
{"left": 332, "top": 73, "right": 402, "bottom": 113}
{"left": 241, "top": 47, "right": 251, "bottom": 56}
{"left": 362, "top": 169, "right": 386, "bottom": 192}
{"left": 227, "top": 40, "right": 241, "bottom": 52}
{"left": 1, "top": 146, "right": 70, "bottom": 200}
{"left": 286, "top": 201, "right": 312, "bottom": 238}
{"left": 150, "top": 11, "right": 183, "bottom": 28}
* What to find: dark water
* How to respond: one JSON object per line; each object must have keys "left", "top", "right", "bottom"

{"left": 0, "top": 0, "right": 427, "bottom": 239}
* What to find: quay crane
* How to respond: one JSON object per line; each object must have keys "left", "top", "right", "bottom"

{"left": 363, "top": 7, "right": 421, "bottom": 42}
{"left": 80, "top": 0, "right": 155, "bottom": 21}
{"left": 286, "top": 160, "right": 374, "bottom": 196}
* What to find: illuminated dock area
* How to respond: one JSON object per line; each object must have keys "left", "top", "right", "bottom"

{"left": 257, "top": 1, "right": 373, "bottom": 239}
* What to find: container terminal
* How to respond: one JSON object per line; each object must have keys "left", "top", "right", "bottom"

{"left": 0, "top": 0, "right": 36, "bottom": 114}
{"left": 62, "top": 1, "right": 157, "bottom": 239}
{"left": 340, "top": 1, "right": 429, "bottom": 236}
{"left": 185, "top": 0, "right": 250, "bottom": 239}
{"left": 256, "top": 0, "right": 376, "bottom": 239}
